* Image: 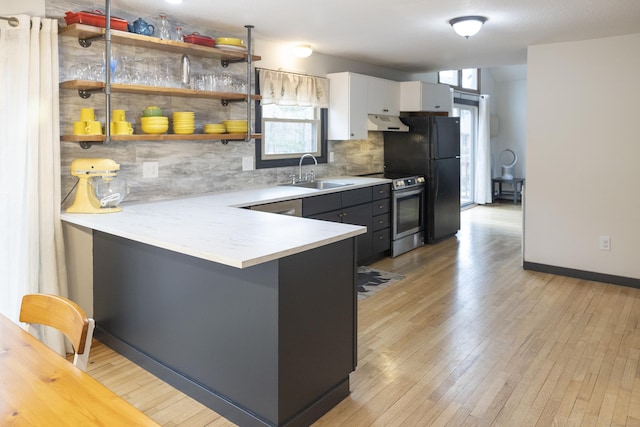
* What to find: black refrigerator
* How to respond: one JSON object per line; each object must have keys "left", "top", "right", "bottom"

{"left": 384, "top": 115, "right": 461, "bottom": 243}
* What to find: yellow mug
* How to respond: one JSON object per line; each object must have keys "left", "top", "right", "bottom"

{"left": 111, "top": 121, "right": 133, "bottom": 135}
{"left": 73, "top": 121, "right": 87, "bottom": 135}
{"left": 80, "top": 108, "right": 96, "bottom": 122}
{"left": 112, "top": 109, "right": 126, "bottom": 122}
{"left": 85, "top": 120, "right": 103, "bottom": 135}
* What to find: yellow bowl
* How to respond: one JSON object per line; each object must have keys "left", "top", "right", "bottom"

{"left": 216, "top": 37, "right": 243, "bottom": 46}
{"left": 141, "top": 124, "right": 168, "bottom": 134}
{"left": 141, "top": 117, "right": 168, "bottom": 124}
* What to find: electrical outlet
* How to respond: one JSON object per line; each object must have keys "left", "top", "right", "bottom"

{"left": 242, "top": 156, "right": 254, "bottom": 171}
{"left": 142, "top": 161, "right": 159, "bottom": 178}
{"left": 329, "top": 152, "right": 335, "bottom": 163}
{"left": 599, "top": 235, "right": 611, "bottom": 251}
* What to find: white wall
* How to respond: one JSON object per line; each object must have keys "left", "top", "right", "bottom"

{"left": 0, "top": 0, "right": 44, "bottom": 15}
{"left": 255, "top": 38, "right": 413, "bottom": 81}
{"left": 525, "top": 33, "right": 640, "bottom": 279}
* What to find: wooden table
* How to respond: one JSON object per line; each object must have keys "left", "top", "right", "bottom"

{"left": 0, "top": 313, "right": 159, "bottom": 426}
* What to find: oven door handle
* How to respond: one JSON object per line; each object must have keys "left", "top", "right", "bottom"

{"left": 393, "top": 187, "right": 425, "bottom": 200}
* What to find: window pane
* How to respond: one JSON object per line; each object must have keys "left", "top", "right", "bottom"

{"left": 461, "top": 69, "right": 478, "bottom": 91}
{"left": 263, "top": 104, "right": 315, "bottom": 120}
{"left": 439, "top": 70, "right": 459, "bottom": 86}
{"left": 263, "top": 120, "right": 318, "bottom": 156}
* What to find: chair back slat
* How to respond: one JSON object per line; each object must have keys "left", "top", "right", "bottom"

{"left": 20, "top": 294, "right": 89, "bottom": 354}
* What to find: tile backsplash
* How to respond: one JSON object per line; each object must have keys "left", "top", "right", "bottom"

{"left": 50, "top": 1, "right": 384, "bottom": 207}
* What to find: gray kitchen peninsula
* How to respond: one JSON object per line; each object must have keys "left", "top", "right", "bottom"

{"left": 61, "top": 177, "right": 388, "bottom": 427}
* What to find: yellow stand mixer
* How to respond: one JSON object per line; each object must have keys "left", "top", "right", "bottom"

{"left": 66, "top": 158, "right": 126, "bottom": 214}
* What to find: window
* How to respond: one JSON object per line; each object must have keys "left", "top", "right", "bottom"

{"left": 254, "top": 70, "right": 329, "bottom": 169}
{"left": 439, "top": 68, "right": 480, "bottom": 93}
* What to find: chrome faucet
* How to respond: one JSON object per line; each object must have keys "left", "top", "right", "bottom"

{"left": 298, "top": 153, "right": 317, "bottom": 183}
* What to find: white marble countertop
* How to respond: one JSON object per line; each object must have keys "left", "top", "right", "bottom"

{"left": 61, "top": 176, "right": 390, "bottom": 268}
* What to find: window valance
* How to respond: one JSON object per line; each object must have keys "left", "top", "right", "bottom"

{"left": 259, "top": 69, "right": 329, "bottom": 108}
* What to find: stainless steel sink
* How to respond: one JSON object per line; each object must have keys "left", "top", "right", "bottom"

{"left": 282, "top": 181, "right": 353, "bottom": 190}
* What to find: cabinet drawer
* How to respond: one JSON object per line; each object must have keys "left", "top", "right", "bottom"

{"left": 372, "top": 198, "right": 390, "bottom": 215}
{"left": 372, "top": 229, "right": 390, "bottom": 253}
{"left": 372, "top": 213, "right": 390, "bottom": 231}
{"left": 372, "top": 184, "right": 391, "bottom": 200}
{"left": 341, "top": 187, "right": 372, "bottom": 208}
{"left": 302, "top": 192, "right": 342, "bottom": 217}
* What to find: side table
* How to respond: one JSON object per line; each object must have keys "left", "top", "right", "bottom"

{"left": 492, "top": 177, "right": 525, "bottom": 204}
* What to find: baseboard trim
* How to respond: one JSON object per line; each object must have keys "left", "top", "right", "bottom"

{"left": 523, "top": 261, "right": 640, "bottom": 290}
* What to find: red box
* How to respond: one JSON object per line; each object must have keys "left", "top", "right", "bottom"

{"left": 184, "top": 33, "right": 215, "bottom": 47}
{"left": 64, "top": 11, "right": 129, "bottom": 31}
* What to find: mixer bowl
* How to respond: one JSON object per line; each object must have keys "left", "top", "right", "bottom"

{"left": 91, "top": 177, "right": 129, "bottom": 208}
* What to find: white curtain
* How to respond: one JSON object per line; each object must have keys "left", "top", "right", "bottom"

{"left": 474, "top": 95, "right": 492, "bottom": 204}
{"left": 259, "top": 69, "right": 329, "bottom": 107}
{"left": 0, "top": 15, "right": 68, "bottom": 355}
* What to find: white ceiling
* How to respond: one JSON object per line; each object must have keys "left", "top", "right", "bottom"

{"left": 112, "top": 0, "right": 640, "bottom": 73}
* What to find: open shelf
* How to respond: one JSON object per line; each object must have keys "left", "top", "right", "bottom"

{"left": 60, "top": 80, "right": 261, "bottom": 102}
{"left": 61, "top": 133, "right": 261, "bottom": 143}
{"left": 60, "top": 24, "right": 261, "bottom": 63}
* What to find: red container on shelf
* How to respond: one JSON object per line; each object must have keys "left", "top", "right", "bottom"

{"left": 64, "top": 10, "right": 129, "bottom": 31}
{"left": 183, "top": 32, "right": 215, "bottom": 47}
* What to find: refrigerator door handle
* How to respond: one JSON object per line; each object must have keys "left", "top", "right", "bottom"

{"left": 432, "top": 119, "right": 439, "bottom": 159}
{"left": 433, "top": 165, "right": 439, "bottom": 202}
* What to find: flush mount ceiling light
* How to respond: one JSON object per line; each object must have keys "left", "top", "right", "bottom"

{"left": 449, "top": 16, "right": 487, "bottom": 39}
{"left": 292, "top": 44, "right": 313, "bottom": 58}
{"left": 165, "top": 0, "right": 183, "bottom": 4}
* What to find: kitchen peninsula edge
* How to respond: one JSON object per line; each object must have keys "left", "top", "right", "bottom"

{"left": 61, "top": 176, "right": 389, "bottom": 427}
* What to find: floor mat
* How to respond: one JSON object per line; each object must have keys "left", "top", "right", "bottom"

{"left": 357, "top": 266, "right": 405, "bottom": 300}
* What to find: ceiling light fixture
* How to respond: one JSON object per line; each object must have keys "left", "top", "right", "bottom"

{"left": 449, "top": 16, "right": 487, "bottom": 39}
{"left": 292, "top": 44, "right": 313, "bottom": 58}
{"left": 165, "top": 0, "right": 183, "bottom": 4}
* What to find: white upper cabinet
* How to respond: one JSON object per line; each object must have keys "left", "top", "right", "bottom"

{"left": 400, "top": 81, "right": 452, "bottom": 113}
{"left": 327, "top": 72, "right": 368, "bottom": 140}
{"left": 367, "top": 77, "right": 400, "bottom": 116}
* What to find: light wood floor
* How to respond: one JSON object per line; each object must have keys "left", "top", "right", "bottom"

{"left": 85, "top": 203, "right": 640, "bottom": 426}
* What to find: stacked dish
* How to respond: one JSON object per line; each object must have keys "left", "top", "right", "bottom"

{"left": 216, "top": 37, "right": 247, "bottom": 52}
{"left": 223, "top": 120, "right": 248, "bottom": 134}
{"left": 203, "top": 123, "right": 226, "bottom": 134}
{"left": 173, "top": 112, "right": 195, "bottom": 135}
{"left": 141, "top": 116, "right": 169, "bottom": 134}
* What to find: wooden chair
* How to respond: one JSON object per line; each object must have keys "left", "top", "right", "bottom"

{"left": 19, "top": 294, "right": 95, "bottom": 371}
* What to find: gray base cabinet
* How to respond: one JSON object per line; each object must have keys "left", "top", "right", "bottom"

{"left": 92, "top": 231, "right": 357, "bottom": 427}
{"left": 303, "top": 184, "right": 391, "bottom": 265}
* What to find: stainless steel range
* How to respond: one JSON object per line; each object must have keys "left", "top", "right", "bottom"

{"left": 365, "top": 172, "right": 426, "bottom": 257}
{"left": 389, "top": 174, "right": 426, "bottom": 256}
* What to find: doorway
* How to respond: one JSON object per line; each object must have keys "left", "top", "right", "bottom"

{"left": 452, "top": 99, "right": 478, "bottom": 208}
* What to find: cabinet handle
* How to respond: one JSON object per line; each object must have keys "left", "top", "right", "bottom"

{"left": 378, "top": 235, "right": 384, "bottom": 240}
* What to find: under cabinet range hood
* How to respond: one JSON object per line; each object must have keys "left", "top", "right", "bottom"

{"left": 367, "top": 115, "right": 409, "bottom": 132}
